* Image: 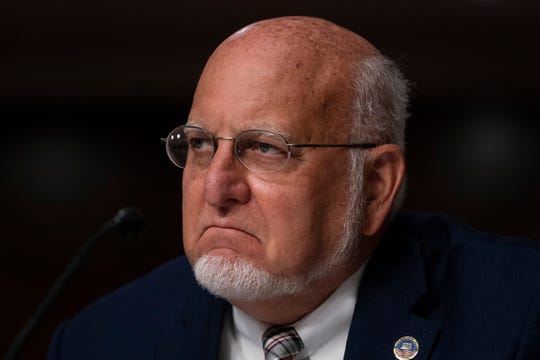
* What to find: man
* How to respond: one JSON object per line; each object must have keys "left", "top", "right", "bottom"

{"left": 48, "top": 17, "right": 540, "bottom": 359}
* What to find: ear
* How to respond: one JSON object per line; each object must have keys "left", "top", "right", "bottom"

{"left": 362, "top": 144, "right": 406, "bottom": 237}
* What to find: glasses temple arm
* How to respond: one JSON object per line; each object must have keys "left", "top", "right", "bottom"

{"left": 288, "top": 143, "right": 378, "bottom": 149}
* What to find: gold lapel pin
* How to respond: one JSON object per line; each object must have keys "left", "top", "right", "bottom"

{"left": 393, "top": 336, "right": 419, "bottom": 360}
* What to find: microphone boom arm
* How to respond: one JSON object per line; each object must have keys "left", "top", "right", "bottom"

{"left": 3, "top": 207, "right": 145, "bottom": 360}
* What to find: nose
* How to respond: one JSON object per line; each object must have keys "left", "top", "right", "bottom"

{"left": 203, "top": 139, "right": 251, "bottom": 210}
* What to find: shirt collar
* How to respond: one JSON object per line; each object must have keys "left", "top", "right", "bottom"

{"left": 231, "top": 263, "right": 367, "bottom": 358}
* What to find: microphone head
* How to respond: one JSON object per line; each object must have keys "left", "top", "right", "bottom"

{"left": 113, "top": 207, "right": 146, "bottom": 236}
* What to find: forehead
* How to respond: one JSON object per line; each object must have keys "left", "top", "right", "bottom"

{"left": 188, "top": 37, "right": 355, "bottom": 141}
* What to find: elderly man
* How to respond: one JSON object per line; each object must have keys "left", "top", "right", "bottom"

{"left": 48, "top": 17, "right": 540, "bottom": 359}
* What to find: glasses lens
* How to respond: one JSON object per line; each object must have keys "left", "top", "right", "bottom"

{"left": 166, "top": 126, "right": 214, "bottom": 168}
{"left": 235, "top": 130, "right": 290, "bottom": 173}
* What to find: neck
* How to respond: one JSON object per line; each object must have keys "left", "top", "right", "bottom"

{"left": 230, "top": 234, "right": 380, "bottom": 324}
{"left": 230, "top": 260, "right": 364, "bottom": 325}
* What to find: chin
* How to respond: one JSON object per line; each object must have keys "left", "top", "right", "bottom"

{"left": 192, "top": 254, "right": 327, "bottom": 302}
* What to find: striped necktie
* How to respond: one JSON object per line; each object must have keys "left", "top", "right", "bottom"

{"left": 262, "top": 326, "right": 305, "bottom": 360}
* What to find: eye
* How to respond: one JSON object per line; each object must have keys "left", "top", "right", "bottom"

{"left": 252, "top": 141, "right": 282, "bottom": 155}
{"left": 189, "top": 137, "right": 211, "bottom": 150}
{"left": 239, "top": 137, "right": 287, "bottom": 157}
{"left": 184, "top": 131, "right": 214, "bottom": 153}
{"left": 235, "top": 130, "right": 291, "bottom": 172}
{"left": 238, "top": 133, "right": 288, "bottom": 160}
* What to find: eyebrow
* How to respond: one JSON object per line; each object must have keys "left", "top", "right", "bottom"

{"left": 183, "top": 122, "right": 293, "bottom": 141}
{"left": 262, "top": 126, "right": 291, "bottom": 140}
{"left": 184, "top": 121, "right": 201, "bottom": 127}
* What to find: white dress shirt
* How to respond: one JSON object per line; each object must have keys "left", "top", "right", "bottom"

{"left": 219, "top": 264, "right": 366, "bottom": 360}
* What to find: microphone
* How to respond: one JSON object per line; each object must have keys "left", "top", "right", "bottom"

{"left": 113, "top": 207, "right": 146, "bottom": 237}
{"left": 3, "top": 207, "right": 146, "bottom": 360}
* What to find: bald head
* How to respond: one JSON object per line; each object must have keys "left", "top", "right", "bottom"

{"left": 190, "top": 17, "right": 391, "bottom": 140}
{"left": 217, "top": 16, "right": 379, "bottom": 63}
{"left": 190, "top": 16, "right": 407, "bottom": 148}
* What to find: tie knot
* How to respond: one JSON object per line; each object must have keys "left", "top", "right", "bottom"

{"left": 262, "top": 326, "right": 304, "bottom": 360}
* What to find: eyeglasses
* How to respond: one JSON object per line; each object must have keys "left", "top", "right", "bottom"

{"left": 163, "top": 125, "right": 378, "bottom": 173}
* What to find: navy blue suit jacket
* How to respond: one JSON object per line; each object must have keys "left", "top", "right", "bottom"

{"left": 48, "top": 213, "right": 540, "bottom": 359}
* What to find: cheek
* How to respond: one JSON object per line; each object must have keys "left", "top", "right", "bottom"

{"left": 256, "top": 174, "right": 349, "bottom": 272}
{"left": 181, "top": 174, "right": 205, "bottom": 259}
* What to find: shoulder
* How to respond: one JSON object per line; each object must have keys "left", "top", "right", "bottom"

{"left": 76, "top": 256, "right": 201, "bottom": 315}
{"left": 377, "top": 212, "right": 540, "bottom": 357}
{"left": 383, "top": 211, "right": 540, "bottom": 316}
{"left": 391, "top": 211, "right": 540, "bottom": 260}
{"left": 48, "top": 256, "right": 213, "bottom": 359}
{"left": 391, "top": 211, "right": 540, "bottom": 284}
{"left": 401, "top": 212, "right": 540, "bottom": 316}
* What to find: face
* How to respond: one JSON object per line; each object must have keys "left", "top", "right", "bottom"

{"left": 182, "top": 43, "right": 358, "bottom": 300}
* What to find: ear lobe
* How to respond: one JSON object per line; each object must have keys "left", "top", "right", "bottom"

{"left": 362, "top": 144, "right": 406, "bottom": 237}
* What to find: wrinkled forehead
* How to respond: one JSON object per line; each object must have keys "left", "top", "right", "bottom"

{"left": 190, "top": 18, "right": 377, "bottom": 141}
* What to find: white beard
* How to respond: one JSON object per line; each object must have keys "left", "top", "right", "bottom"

{"left": 192, "top": 220, "right": 360, "bottom": 301}
{"left": 192, "top": 153, "right": 365, "bottom": 302}
{"left": 193, "top": 254, "right": 314, "bottom": 301}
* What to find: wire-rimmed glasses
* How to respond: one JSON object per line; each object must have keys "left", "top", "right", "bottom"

{"left": 163, "top": 125, "right": 378, "bottom": 174}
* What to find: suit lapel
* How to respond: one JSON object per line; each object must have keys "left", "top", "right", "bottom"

{"left": 154, "top": 216, "right": 441, "bottom": 360}
{"left": 344, "top": 217, "right": 440, "bottom": 359}
{"left": 155, "top": 288, "right": 229, "bottom": 360}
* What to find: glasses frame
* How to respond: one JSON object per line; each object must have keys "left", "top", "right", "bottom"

{"left": 162, "top": 125, "right": 379, "bottom": 173}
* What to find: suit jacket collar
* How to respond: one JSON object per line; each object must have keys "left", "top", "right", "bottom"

{"left": 156, "top": 214, "right": 441, "bottom": 359}
{"left": 155, "top": 286, "right": 229, "bottom": 360}
{"left": 344, "top": 214, "right": 440, "bottom": 359}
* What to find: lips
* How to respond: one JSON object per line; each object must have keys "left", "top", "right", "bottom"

{"left": 200, "top": 225, "right": 262, "bottom": 256}
{"left": 200, "top": 216, "right": 259, "bottom": 239}
{"left": 204, "top": 224, "right": 255, "bottom": 237}
{"left": 202, "top": 225, "right": 258, "bottom": 243}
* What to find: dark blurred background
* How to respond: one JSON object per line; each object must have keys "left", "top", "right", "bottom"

{"left": 2, "top": 0, "right": 539, "bottom": 358}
